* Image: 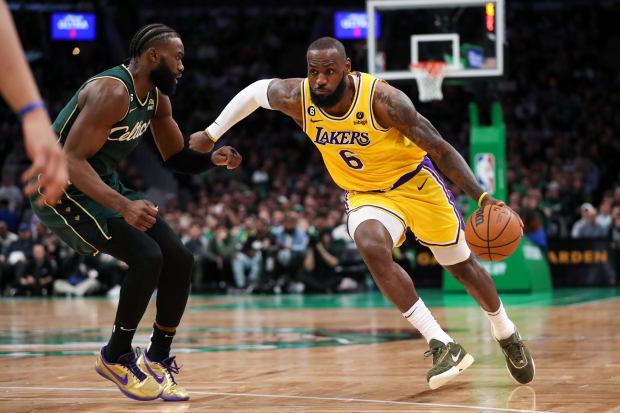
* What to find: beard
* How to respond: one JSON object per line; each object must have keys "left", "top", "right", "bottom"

{"left": 150, "top": 60, "right": 177, "bottom": 96}
{"left": 309, "top": 72, "right": 347, "bottom": 108}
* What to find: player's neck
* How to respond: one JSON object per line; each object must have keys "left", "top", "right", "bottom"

{"left": 126, "top": 61, "right": 154, "bottom": 102}
{"left": 322, "top": 75, "right": 354, "bottom": 117}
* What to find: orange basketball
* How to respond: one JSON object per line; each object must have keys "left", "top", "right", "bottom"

{"left": 465, "top": 205, "right": 522, "bottom": 262}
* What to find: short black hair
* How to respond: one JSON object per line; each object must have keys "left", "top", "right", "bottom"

{"left": 307, "top": 37, "right": 347, "bottom": 58}
{"left": 129, "top": 23, "right": 179, "bottom": 59}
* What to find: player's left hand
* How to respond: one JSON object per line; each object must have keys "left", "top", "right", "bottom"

{"left": 211, "top": 146, "right": 242, "bottom": 169}
{"left": 480, "top": 194, "right": 524, "bottom": 234}
{"left": 189, "top": 130, "right": 215, "bottom": 153}
{"left": 21, "top": 109, "right": 69, "bottom": 207}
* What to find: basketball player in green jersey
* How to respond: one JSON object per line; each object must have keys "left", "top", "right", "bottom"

{"left": 190, "top": 37, "right": 534, "bottom": 390}
{"left": 30, "top": 24, "right": 240, "bottom": 401}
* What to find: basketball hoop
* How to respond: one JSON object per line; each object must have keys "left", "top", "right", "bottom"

{"left": 409, "top": 61, "right": 447, "bottom": 102}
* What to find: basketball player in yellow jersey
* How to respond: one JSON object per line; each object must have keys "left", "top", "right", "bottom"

{"left": 190, "top": 37, "right": 534, "bottom": 390}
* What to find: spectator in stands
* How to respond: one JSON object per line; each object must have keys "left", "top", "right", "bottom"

{"left": 183, "top": 223, "right": 208, "bottom": 292}
{"left": 272, "top": 211, "right": 309, "bottom": 292}
{"left": 0, "top": 172, "right": 22, "bottom": 213}
{"left": 522, "top": 195, "right": 548, "bottom": 249}
{"left": 541, "top": 181, "right": 570, "bottom": 238}
{"left": 232, "top": 217, "right": 277, "bottom": 292}
{"left": 572, "top": 203, "right": 607, "bottom": 239}
{"left": 0, "top": 220, "right": 17, "bottom": 251}
{"left": 5, "top": 222, "right": 34, "bottom": 263}
{"left": 14, "top": 244, "right": 56, "bottom": 296}
{"left": 302, "top": 228, "right": 342, "bottom": 293}
{"left": 596, "top": 194, "right": 614, "bottom": 230}
{"left": 53, "top": 254, "right": 101, "bottom": 297}
{"left": 204, "top": 224, "right": 236, "bottom": 291}
{"left": 0, "top": 220, "right": 17, "bottom": 294}
{"left": 0, "top": 198, "right": 17, "bottom": 232}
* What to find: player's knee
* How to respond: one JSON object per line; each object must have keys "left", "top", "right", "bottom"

{"left": 137, "top": 246, "right": 164, "bottom": 277}
{"left": 444, "top": 254, "right": 482, "bottom": 284}
{"left": 176, "top": 246, "right": 194, "bottom": 278}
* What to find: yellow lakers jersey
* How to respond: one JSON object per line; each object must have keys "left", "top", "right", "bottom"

{"left": 301, "top": 71, "right": 427, "bottom": 192}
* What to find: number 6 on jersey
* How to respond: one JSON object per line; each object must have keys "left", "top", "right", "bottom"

{"left": 339, "top": 150, "right": 364, "bottom": 170}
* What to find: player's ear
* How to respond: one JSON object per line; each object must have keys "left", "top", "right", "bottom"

{"left": 147, "top": 48, "right": 159, "bottom": 64}
{"left": 344, "top": 57, "right": 352, "bottom": 74}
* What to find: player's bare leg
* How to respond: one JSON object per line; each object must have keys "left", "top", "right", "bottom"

{"left": 353, "top": 219, "right": 473, "bottom": 389}
{"left": 444, "top": 254, "right": 535, "bottom": 384}
{"left": 443, "top": 254, "right": 500, "bottom": 312}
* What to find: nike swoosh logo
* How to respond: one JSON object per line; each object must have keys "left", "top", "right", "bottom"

{"left": 309, "top": 119, "right": 322, "bottom": 123}
{"left": 143, "top": 358, "right": 165, "bottom": 383}
{"left": 451, "top": 349, "right": 462, "bottom": 362}
{"left": 417, "top": 178, "right": 428, "bottom": 191}
{"left": 103, "top": 361, "right": 129, "bottom": 385}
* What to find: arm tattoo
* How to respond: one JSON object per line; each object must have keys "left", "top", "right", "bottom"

{"left": 380, "top": 88, "right": 485, "bottom": 201}
{"left": 267, "top": 79, "right": 302, "bottom": 118}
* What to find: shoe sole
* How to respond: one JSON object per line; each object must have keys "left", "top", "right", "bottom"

{"left": 428, "top": 353, "right": 474, "bottom": 390}
{"left": 94, "top": 364, "right": 161, "bottom": 401}
{"left": 506, "top": 356, "right": 536, "bottom": 385}
{"left": 161, "top": 394, "right": 190, "bottom": 401}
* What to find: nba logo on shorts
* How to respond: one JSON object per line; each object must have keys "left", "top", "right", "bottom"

{"left": 475, "top": 153, "right": 495, "bottom": 194}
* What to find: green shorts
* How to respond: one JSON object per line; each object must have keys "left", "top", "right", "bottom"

{"left": 31, "top": 181, "right": 145, "bottom": 255}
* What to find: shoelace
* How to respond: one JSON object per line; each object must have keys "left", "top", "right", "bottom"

{"left": 121, "top": 350, "right": 147, "bottom": 381}
{"left": 160, "top": 356, "right": 181, "bottom": 385}
{"left": 504, "top": 341, "right": 524, "bottom": 363}
{"left": 424, "top": 346, "right": 444, "bottom": 364}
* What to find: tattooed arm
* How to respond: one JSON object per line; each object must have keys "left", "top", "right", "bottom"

{"left": 372, "top": 81, "right": 505, "bottom": 209}
{"left": 266, "top": 78, "right": 304, "bottom": 126}
{"left": 189, "top": 78, "right": 303, "bottom": 152}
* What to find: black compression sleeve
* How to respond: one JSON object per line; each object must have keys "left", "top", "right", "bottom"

{"left": 164, "top": 147, "right": 215, "bottom": 175}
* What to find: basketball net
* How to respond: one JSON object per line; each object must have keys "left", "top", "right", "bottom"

{"left": 409, "top": 61, "right": 447, "bottom": 102}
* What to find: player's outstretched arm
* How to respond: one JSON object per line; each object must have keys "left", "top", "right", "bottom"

{"left": 189, "top": 78, "right": 303, "bottom": 152}
{"left": 151, "top": 92, "right": 242, "bottom": 172}
{"left": 0, "top": 0, "right": 68, "bottom": 206}
{"left": 63, "top": 79, "right": 157, "bottom": 232}
{"left": 373, "top": 81, "right": 504, "bottom": 209}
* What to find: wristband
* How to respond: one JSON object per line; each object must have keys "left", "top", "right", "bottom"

{"left": 477, "top": 191, "right": 488, "bottom": 207}
{"left": 18, "top": 101, "right": 46, "bottom": 120}
{"left": 204, "top": 127, "right": 219, "bottom": 142}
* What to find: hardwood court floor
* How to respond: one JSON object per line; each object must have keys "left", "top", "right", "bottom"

{"left": 1, "top": 288, "right": 619, "bottom": 412}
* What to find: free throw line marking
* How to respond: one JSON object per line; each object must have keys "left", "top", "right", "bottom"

{"left": 0, "top": 386, "right": 557, "bottom": 413}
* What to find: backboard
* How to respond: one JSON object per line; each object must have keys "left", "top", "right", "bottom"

{"left": 366, "top": 0, "right": 505, "bottom": 80}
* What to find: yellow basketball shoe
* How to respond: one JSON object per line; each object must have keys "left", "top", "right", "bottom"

{"left": 137, "top": 352, "right": 189, "bottom": 401}
{"left": 94, "top": 347, "right": 163, "bottom": 401}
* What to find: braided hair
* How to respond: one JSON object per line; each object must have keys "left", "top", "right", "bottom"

{"left": 128, "top": 23, "right": 179, "bottom": 60}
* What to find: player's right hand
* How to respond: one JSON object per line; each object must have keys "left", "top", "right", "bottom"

{"left": 189, "top": 130, "right": 215, "bottom": 153}
{"left": 480, "top": 194, "right": 524, "bottom": 235}
{"left": 121, "top": 199, "right": 158, "bottom": 232}
{"left": 20, "top": 109, "right": 69, "bottom": 207}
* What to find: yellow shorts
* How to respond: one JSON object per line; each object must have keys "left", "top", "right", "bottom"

{"left": 344, "top": 157, "right": 464, "bottom": 248}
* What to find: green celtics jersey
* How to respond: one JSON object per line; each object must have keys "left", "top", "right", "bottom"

{"left": 53, "top": 64, "right": 158, "bottom": 180}
{"left": 31, "top": 65, "right": 159, "bottom": 255}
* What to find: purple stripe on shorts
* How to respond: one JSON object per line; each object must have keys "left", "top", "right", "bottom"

{"left": 418, "top": 157, "right": 464, "bottom": 246}
{"left": 422, "top": 157, "right": 465, "bottom": 226}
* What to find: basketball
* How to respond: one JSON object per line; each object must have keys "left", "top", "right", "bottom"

{"left": 465, "top": 205, "right": 522, "bottom": 262}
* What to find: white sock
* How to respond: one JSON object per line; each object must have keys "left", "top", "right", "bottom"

{"left": 484, "top": 300, "right": 516, "bottom": 340}
{"left": 403, "top": 298, "right": 453, "bottom": 345}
